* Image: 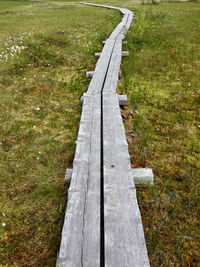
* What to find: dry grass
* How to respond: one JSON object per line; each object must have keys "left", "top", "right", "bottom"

{"left": 122, "top": 2, "right": 200, "bottom": 266}
{"left": 1, "top": 0, "right": 200, "bottom": 266}
{"left": 0, "top": 1, "right": 120, "bottom": 265}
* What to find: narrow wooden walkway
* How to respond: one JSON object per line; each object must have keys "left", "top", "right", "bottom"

{"left": 57, "top": 3, "right": 150, "bottom": 266}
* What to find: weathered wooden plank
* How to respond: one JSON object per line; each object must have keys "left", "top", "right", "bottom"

{"left": 103, "top": 40, "right": 127, "bottom": 45}
{"left": 132, "top": 168, "right": 154, "bottom": 187}
{"left": 57, "top": 3, "right": 150, "bottom": 267}
{"left": 95, "top": 52, "right": 101, "bottom": 58}
{"left": 65, "top": 168, "right": 73, "bottom": 184}
{"left": 83, "top": 3, "right": 133, "bottom": 95}
{"left": 86, "top": 71, "right": 95, "bottom": 78}
{"left": 87, "top": 39, "right": 115, "bottom": 94}
{"left": 102, "top": 40, "right": 122, "bottom": 94}
{"left": 65, "top": 166, "right": 154, "bottom": 187}
{"left": 57, "top": 93, "right": 101, "bottom": 266}
{"left": 95, "top": 51, "right": 128, "bottom": 58}
{"left": 122, "top": 51, "right": 129, "bottom": 56}
{"left": 81, "top": 93, "right": 101, "bottom": 266}
{"left": 80, "top": 94, "right": 127, "bottom": 106}
{"left": 118, "top": 94, "right": 127, "bottom": 106}
{"left": 57, "top": 95, "right": 93, "bottom": 266}
{"left": 103, "top": 93, "right": 150, "bottom": 267}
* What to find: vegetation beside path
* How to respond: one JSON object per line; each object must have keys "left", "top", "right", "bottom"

{"left": 0, "top": 0, "right": 199, "bottom": 266}
{"left": 0, "top": 1, "right": 120, "bottom": 265}
{"left": 122, "top": 2, "right": 200, "bottom": 266}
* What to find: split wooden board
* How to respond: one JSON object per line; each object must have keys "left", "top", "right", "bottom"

{"left": 57, "top": 3, "right": 150, "bottom": 267}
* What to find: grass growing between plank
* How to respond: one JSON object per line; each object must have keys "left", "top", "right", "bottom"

{"left": 122, "top": 2, "right": 200, "bottom": 266}
{"left": 0, "top": 1, "right": 120, "bottom": 265}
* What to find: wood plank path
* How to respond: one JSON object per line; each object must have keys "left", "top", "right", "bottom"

{"left": 57, "top": 3, "right": 150, "bottom": 266}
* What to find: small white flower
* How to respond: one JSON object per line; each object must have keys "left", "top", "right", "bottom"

{"left": 37, "top": 157, "right": 39, "bottom": 160}
{"left": 23, "top": 78, "right": 26, "bottom": 81}
{"left": 2, "top": 212, "right": 5, "bottom": 217}
{"left": 36, "top": 107, "right": 40, "bottom": 111}
{"left": 33, "top": 125, "right": 36, "bottom": 129}
{"left": 38, "top": 151, "right": 42, "bottom": 155}
{"left": 2, "top": 223, "right": 6, "bottom": 227}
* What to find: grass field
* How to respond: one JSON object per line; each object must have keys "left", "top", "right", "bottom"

{"left": 0, "top": 0, "right": 199, "bottom": 266}
{"left": 0, "top": 1, "right": 120, "bottom": 265}
{"left": 123, "top": 2, "right": 200, "bottom": 266}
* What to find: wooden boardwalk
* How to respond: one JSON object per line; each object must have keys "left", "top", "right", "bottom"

{"left": 57, "top": 3, "right": 150, "bottom": 266}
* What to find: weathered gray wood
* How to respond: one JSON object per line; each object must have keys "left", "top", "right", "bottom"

{"left": 132, "top": 168, "right": 154, "bottom": 187}
{"left": 118, "top": 94, "right": 127, "bottom": 106}
{"left": 81, "top": 93, "right": 101, "bottom": 266}
{"left": 57, "top": 93, "right": 101, "bottom": 266}
{"left": 58, "top": 2, "right": 151, "bottom": 267}
{"left": 86, "top": 39, "right": 115, "bottom": 94}
{"left": 95, "top": 51, "right": 128, "bottom": 58}
{"left": 122, "top": 51, "right": 129, "bottom": 56}
{"left": 102, "top": 39, "right": 122, "bottom": 94}
{"left": 65, "top": 166, "right": 153, "bottom": 187}
{"left": 103, "top": 93, "right": 150, "bottom": 266}
{"left": 95, "top": 52, "right": 101, "bottom": 58}
{"left": 65, "top": 168, "right": 73, "bottom": 184}
{"left": 118, "top": 69, "right": 122, "bottom": 78}
{"left": 57, "top": 94, "right": 93, "bottom": 266}
{"left": 80, "top": 94, "right": 127, "bottom": 106}
{"left": 86, "top": 71, "right": 95, "bottom": 78}
{"left": 103, "top": 40, "right": 127, "bottom": 45}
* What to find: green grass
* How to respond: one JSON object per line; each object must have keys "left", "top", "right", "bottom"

{"left": 1, "top": 0, "right": 200, "bottom": 266}
{"left": 0, "top": 1, "right": 120, "bottom": 266}
{"left": 122, "top": 2, "right": 200, "bottom": 266}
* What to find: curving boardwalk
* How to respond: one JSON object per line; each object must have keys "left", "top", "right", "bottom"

{"left": 57, "top": 3, "right": 150, "bottom": 267}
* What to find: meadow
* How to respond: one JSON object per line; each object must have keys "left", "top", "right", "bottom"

{"left": 123, "top": 2, "right": 200, "bottom": 266}
{"left": 0, "top": 1, "right": 120, "bottom": 265}
{"left": 0, "top": 0, "right": 199, "bottom": 266}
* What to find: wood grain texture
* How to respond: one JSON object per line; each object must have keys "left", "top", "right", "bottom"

{"left": 103, "top": 39, "right": 122, "bottom": 94}
{"left": 64, "top": 167, "right": 153, "bottom": 187}
{"left": 81, "top": 94, "right": 101, "bottom": 266}
{"left": 132, "top": 168, "right": 154, "bottom": 187}
{"left": 118, "top": 95, "right": 127, "bottom": 106}
{"left": 57, "top": 2, "right": 151, "bottom": 266}
{"left": 81, "top": 94, "right": 127, "bottom": 106}
{"left": 102, "top": 94, "right": 150, "bottom": 267}
{"left": 57, "top": 93, "right": 101, "bottom": 267}
{"left": 57, "top": 94, "right": 93, "bottom": 267}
